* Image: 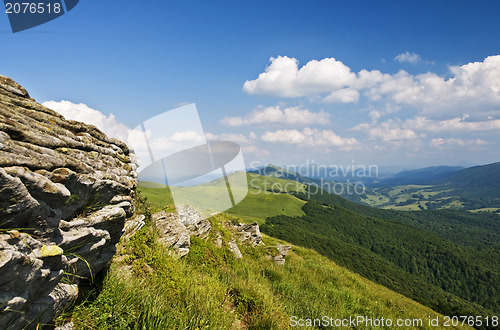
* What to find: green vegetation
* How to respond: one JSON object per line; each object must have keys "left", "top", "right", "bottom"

{"left": 137, "top": 182, "right": 174, "bottom": 213}
{"left": 254, "top": 163, "right": 500, "bottom": 212}
{"left": 294, "top": 188, "right": 500, "bottom": 250}
{"left": 361, "top": 162, "right": 500, "bottom": 211}
{"left": 139, "top": 173, "right": 307, "bottom": 224}
{"left": 226, "top": 173, "right": 306, "bottom": 224}
{"left": 262, "top": 192, "right": 500, "bottom": 318}
{"left": 57, "top": 191, "right": 461, "bottom": 329}
{"left": 59, "top": 169, "right": 500, "bottom": 329}
{"left": 361, "top": 185, "right": 468, "bottom": 210}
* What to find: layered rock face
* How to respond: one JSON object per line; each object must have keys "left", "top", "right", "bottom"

{"left": 152, "top": 205, "right": 212, "bottom": 257}
{"left": 0, "top": 76, "right": 138, "bottom": 329}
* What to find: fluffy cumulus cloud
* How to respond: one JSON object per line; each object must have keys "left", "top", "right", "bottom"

{"left": 368, "top": 127, "right": 418, "bottom": 142}
{"left": 244, "top": 55, "right": 500, "bottom": 116}
{"left": 205, "top": 132, "right": 270, "bottom": 156}
{"left": 261, "top": 127, "right": 358, "bottom": 150}
{"left": 354, "top": 113, "right": 500, "bottom": 148}
{"left": 221, "top": 106, "right": 330, "bottom": 126}
{"left": 243, "top": 56, "right": 356, "bottom": 97}
{"left": 394, "top": 51, "right": 421, "bottom": 64}
{"left": 323, "top": 88, "right": 360, "bottom": 103}
{"left": 170, "top": 130, "right": 205, "bottom": 143}
{"left": 43, "top": 100, "right": 130, "bottom": 141}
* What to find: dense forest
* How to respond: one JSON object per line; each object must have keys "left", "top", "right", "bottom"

{"left": 261, "top": 190, "right": 500, "bottom": 319}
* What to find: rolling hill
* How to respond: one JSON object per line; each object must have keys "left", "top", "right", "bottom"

{"left": 60, "top": 183, "right": 474, "bottom": 329}
{"left": 253, "top": 163, "right": 500, "bottom": 212}
{"left": 356, "top": 162, "right": 500, "bottom": 211}
{"left": 137, "top": 170, "right": 500, "bottom": 321}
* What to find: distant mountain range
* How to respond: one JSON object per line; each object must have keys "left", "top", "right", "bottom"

{"left": 251, "top": 162, "right": 500, "bottom": 212}
{"left": 372, "top": 165, "right": 464, "bottom": 186}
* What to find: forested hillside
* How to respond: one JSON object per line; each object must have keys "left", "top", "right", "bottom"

{"left": 261, "top": 190, "right": 500, "bottom": 318}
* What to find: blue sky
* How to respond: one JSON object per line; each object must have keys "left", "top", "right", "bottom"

{"left": 2, "top": 0, "right": 500, "bottom": 170}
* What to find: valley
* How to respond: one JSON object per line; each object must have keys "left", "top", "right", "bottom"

{"left": 134, "top": 164, "right": 500, "bottom": 326}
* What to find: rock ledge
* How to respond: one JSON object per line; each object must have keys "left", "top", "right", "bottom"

{"left": 0, "top": 75, "right": 138, "bottom": 329}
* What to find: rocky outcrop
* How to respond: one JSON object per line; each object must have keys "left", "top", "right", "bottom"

{"left": 152, "top": 211, "right": 191, "bottom": 257}
{"left": 228, "top": 240, "right": 243, "bottom": 259}
{"left": 267, "top": 245, "right": 291, "bottom": 265}
{"left": 0, "top": 75, "right": 138, "bottom": 329}
{"left": 177, "top": 205, "right": 211, "bottom": 239}
{"left": 122, "top": 214, "right": 146, "bottom": 243}
{"left": 150, "top": 206, "right": 291, "bottom": 265}
{"left": 152, "top": 205, "right": 212, "bottom": 257}
{"left": 236, "top": 222, "right": 262, "bottom": 246}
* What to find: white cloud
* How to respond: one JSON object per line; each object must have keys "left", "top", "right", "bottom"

{"left": 261, "top": 127, "right": 358, "bottom": 150}
{"left": 243, "top": 56, "right": 355, "bottom": 97}
{"left": 394, "top": 52, "right": 421, "bottom": 64}
{"left": 43, "top": 100, "right": 209, "bottom": 171}
{"left": 171, "top": 130, "right": 205, "bottom": 143}
{"left": 324, "top": 88, "right": 360, "bottom": 103}
{"left": 241, "top": 145, "right": 271, "bottom": 156}
{"left": 430, "top": 138, "right": 488, "bottom": 148}
{"left": 126, "top": 127, "right": 208, "bottom": 170}
{"left": 42, "top": 100, "right": 130, "bottom": 142}
{"left": 354, "top": 119, "right": 418, "bottom": 142}
{"left": 205, "top": 132, "right": 257, "bottom": 145}
{"left": 244, "top": 55, "right": 500, "bottom": 116}
{"left": 367, "top": 127, "right": 418, "bottom": 142}
{"left": 205, "top": 132, "right": 270, "bottom": 156}
{"left": 354, "top": 113, "right": 500, "bottom": 148}
{"left": 221, "top": 106, "right": 330, "bottom": 126}
{"left": 404, "top": 115, "right": 500, "bottom": 132}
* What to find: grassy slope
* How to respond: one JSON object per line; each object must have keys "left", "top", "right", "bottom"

{"left": 58, "top": 193, "right": 467, "bottom": 329}
{"left": 226, "top": 173, "right": 307, "bottom": 224}
{"left": 261, "top": 201, "right": 499, "bottom": 317}
{"left": 139, "top": 173, "right": 308, "bottom": 225}
{"left": 103, "top": 174, "right": 500, "bottom": 327}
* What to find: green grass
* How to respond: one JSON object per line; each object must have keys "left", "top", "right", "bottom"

{"left": 361, "top": 193, "right": 391, "bottom": 206}
{"left": 226, "top": 191, "right": 306, "bottom": 225}
{"left": 138, "top": 173, "right": 307, "bottom": 224}
{"left": 470, "top": 207, "right": 500, "bottom": 213}
{"left": 362, "top": 185, "right": 470, "bottom": 211}
{"left": 137, "top": 183, "right": 173, "bottom": 213}
{"left": 57, "top": 191, "right": 465, "bottom": 329}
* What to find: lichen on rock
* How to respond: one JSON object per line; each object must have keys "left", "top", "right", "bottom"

{"left": 0, "top": 75, "right": 138, "bottom": 329}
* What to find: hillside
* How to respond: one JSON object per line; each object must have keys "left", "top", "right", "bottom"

{"left": 57, "top": 190, "right": 469, "bottom": 329}
{"left": 139, "top": 173, "right": 308, "bottom": 224}
{"left": 361, "top": 162, "right": 500, "bottom": 211}
{"left": 262, "top": 199, "right": 499, "bottom": 317}
{"left": 254, "top": 163, "right": 500, "bottom": 212}
{"left": 249, "top": 164, "right": 372, "bottom": 204}
{"left": 136, "top": 172, "right": 500, "bottom": 321}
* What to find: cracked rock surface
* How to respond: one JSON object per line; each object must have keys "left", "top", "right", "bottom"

{"left": 0, "top": 75, "right": 138, "bottom": 329}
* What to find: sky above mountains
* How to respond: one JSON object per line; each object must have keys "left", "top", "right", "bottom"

{"left": 2, "top": 0, "right": 500, "bottom": 170}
